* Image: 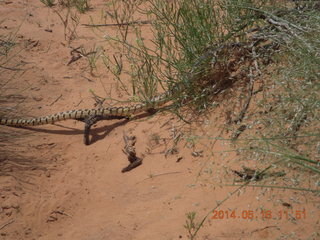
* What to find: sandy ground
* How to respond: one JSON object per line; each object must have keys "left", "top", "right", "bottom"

{"left": 0, "top": 1, "right": 319, "bottom": 240}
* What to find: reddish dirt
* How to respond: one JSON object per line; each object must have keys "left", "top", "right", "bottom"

{"left": 0, "top": 1, "right": 319, "bottom": 240}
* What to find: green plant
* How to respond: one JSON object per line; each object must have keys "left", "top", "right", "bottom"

{"left": 184, "top": 212, "right": 198, "bottom": 240}
{"left": 59, "top": 0, "right": 90, "bottom": 13}
{"left": 40, "top": 0, "right": 55, "bottom": 7}
{"left": 80, "top": 45, "right": 102, "bottom": 76}
{"left": 72, "top": 0, "right": 90, "bottom": 13}
{"left": 100, "top": 0, "right": 319, "bottom": 237}
{"left": 107, "top": 0, "right": 320, "bottom": 172}
{"left": 51, "top": 5, "right": 80, "bottom": 45}
{"left": 230, "top": 4, "right": 320, "bottom": 175}
{"left": 103, "top": 0, "right": 263, "bottom": 115}
{"left": 0, "top": 31, "right": 16, "bottom": 60}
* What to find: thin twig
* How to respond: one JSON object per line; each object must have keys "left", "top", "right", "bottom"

{"left": 52, "top": 210, "right": 73, "bottom": 218}
{"left": 75, "top": 99, "right": 83, "bottom": 107}
{"left": 225, "top": 184, "right": 320, "bottom": 193}
{"left": 251, "top": 225, "right": 278, "bottom": 234}
{"left": 191, "top": 183, "right": 250, "bottom": 238}
{"left": 233, "top": 68, "right": 255, "bottom": 124}
{"left": 82, "top": 20, "right": 152, "bottom": 27}
{"left": 49, "top": 94, "right": 62, "bottom": 106}
{"left": 140, "top": 171, "right": 182, "bottom": 182}
{"left": 0, "top": 65, "right": 24, "bottom": 71}
{"left": 67, "top": 55, "right": 82, "bottom": 65}
{"left": 0, "top": 219, "right": 14, "bottom": 230}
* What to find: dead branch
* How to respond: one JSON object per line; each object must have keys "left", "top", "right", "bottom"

{"left": 122, "top": 132, "right": 142, "bottom": 172}
{"left": 82, "top": 20, "right": 152, "bottom": 27}
{"left": 0, "top": 219, "right": 14, "bottom": 231}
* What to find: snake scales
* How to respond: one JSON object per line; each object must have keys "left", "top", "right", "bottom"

{"left": 0, "top": 90, "right": 173, "bottom": 145}
{"left": 0, "top": 91, "right": 171, "bottom": 127}
{"left": 0, "top": 43, "right": 251, "bottom": 144}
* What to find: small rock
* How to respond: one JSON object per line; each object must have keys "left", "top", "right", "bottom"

{"left": 45, "top": 171, "right": 51, "bottom": 178}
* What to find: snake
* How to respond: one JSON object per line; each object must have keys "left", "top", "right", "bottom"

{"left": 0, "top": 42, "right": 250, "bottom": 144}
{"left": 0, "top": 89, "right": 175, "bottom": 145}
{"left": 0, "top": 91, "right": 171, "bottom": 127}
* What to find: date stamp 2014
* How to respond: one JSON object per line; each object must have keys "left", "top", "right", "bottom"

{"left": 211, "top": 209, "right": 307, "bottom": 220}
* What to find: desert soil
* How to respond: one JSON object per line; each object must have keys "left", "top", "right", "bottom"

{"left": 0, "top": 1, "right": 319, "bottom": 240}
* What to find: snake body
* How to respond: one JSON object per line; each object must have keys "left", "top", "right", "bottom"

{"left": 0, "top": 90, "right": 171, "bottom": 127}
{"left": 0, "top": 43, "right": 246, "bottom": 128}
{"left": 0, "top": 42, "right": 257, "bottom": 145}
